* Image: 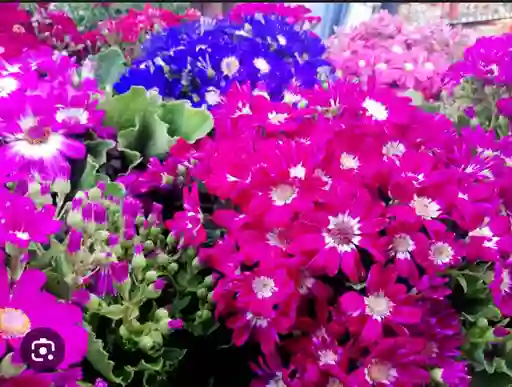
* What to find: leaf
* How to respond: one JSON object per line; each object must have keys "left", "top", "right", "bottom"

{"left": 86, "top": 325, "right": 134, "bottom": 385}
{"left": 100, "top": 304, "right": 125, "bottom": 320}
{"left": 78, "top": 156, "right": 100, "bottom": 190}
{"left": 43, "top": 271, "right": 71, "bottom": 300}
{"left": 471, "top": 371, "right": 512, "bottom": 386}
{"left": 92, "top": 46, "right": 127, "bottom": 89}
{"left": 162, "top": 348, "right": 187, "bottom": 364}
{"left": 119, "top": 148, "right": 143, "bottom": 174}
{"left": 104, "top": 181, "right": 126, "bottom": 198}
{"left": 172, "top": 296, "right": 191, "bottom": 315}
{"left": 159, "top": 100, "right": 214, "bottom": 142}
{"left": 85, "top": 139, "right": 116, "bottom": 165}
{"left": 399, "top": 89, "right": 425, "bottom": 106}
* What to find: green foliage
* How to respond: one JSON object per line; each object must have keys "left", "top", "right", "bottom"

{"left": 89, "top": 47, "right": 127, "bottom": 89}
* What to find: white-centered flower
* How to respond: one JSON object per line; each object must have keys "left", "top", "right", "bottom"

{"left": 55, "top": 107, "right": 89, "bottom": 125}
{"left": 204, "top": 87, "right": 222, "bottom": 106}
{"left": 383, "top": 141, "right": 405, "bottom": 159}
{"left": 0, "top": 308, "right": 31, "bottom": 338}
{"left": 323, "top": 213, "right": 361, "bottom": 253}
{"left": 289, "top": 163, "right": 306, "bottom": 179}
{"left": 362, "top": 97, "right": 389, "bottom": 121}
{"left": 220, "top": 56, "right": 240, "bottom": 77}
{"left": 501, "top": 270, "right": 511, "bottom": 294}
{"left": 268, "top": 111, "right": 289, "bottom": 125}
{"left": 403, "top": 62, "right": 415, "bottom": 71}
{"left": 318, "top": 349, "right": 338, "bottom": 366}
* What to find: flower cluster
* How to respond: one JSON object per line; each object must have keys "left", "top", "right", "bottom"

{"left": 440, "top": 33, "right": 512, "bottom": 137}
{"left": 97, "top": 4, "right": 201, "bottom": 60}
{"left": 148, "top": 76, "right": 512, "bottom": 386}
{"left": 0, "top": 48, "right": 105, "bottom": 181}
{"left": 114, "top": 11, "right": 333, "bottom": 107}
{"left": 327, "top": 10, "right": 474, "bottom": 99}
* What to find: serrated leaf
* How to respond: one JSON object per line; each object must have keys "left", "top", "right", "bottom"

{"left": 162, "top": 348, "right": 187, "bottom": 364}
{"left": 86, "top": 139, "right": 116, "bottom": 165}
{"left": 119, "top": 148, "right": 143, "bottom": 174}
{"left": 43, "top": 271, "right": 71, "bottom": 300}
{"left": 92, "top": 46, "right": 127, "bottom": 89}
{"left": 86, "top": 325, "right": 134, "bottom": 385}
{"left": 160, "top": 100, "right": 214, "bottom": 143}
{"left": 78, "top": 156, "right": 101, "bottom": 190}
{"left": 99, "top": 304, "right": 125, "bottom": 320}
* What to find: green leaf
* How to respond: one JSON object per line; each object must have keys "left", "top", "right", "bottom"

{"left": 78, "top": 156, "right": 101, "bottom": 190}
{"left": 162, "top": 348, "right": 187, "bottom": 364}
{"left": 86, "top": 325, "right": 134, "bottom": 385}
{"left": 119, "top": 148, "right": 143, "bottom": 174}
{"left": 471, "top": 371, "right": 512, "bottom": 386}
{"left": 91, "top": 46, "right": 127, "bottom": 89}
{"left": 85, "top": 139, "right": 116, "bottom": 165}
{"left": 43, "top": 271, "right": 71, "bottom": 300}
{"left": 399, "top": 89, "right": 425, "bottom": 106}
{"left": 172, "top": 296, "right": 191, "bottom": 315}
{"left": 100, "top": 304, "right": 125, "bottom": 320}
{"left": 159, "top": 100, "right": 214, "bottom": 142}
{"left": 104, "top": 181, "right": 126, "bottom": 198}
{"left": 0, "top": 353, "right": 25, "bottom": 378}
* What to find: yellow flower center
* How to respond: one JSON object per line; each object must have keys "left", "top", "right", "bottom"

{"left": 0, "top": 308, "right": 31, "bottom": 338}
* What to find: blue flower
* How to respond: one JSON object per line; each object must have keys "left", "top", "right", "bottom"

{"left": 114, "top": 14, "right": 333, "bottom": 108}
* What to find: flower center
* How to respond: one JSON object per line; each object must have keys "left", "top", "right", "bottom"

{"left": 55, "top": 108, "right": 89, "bottom": 125}
{"left": 324, "top": 213, "right": 361, "bottom": 252}
{"left": 404, "top": 62, "right": 415, "bottom": 71}
{"left": 340, "top": 152, "right": 360, "bottom": 170}
{"left": 364, "top": 292, "right": 394, "bottom": 320}
{"left": 12, "top": 24, "right": 25, "bottom": 34}
{"left": 271, "top": 184, "right": 296, "bottom": 206}
{"left": 392, "top": 233, "right": 415, "bottom": 259}
{"left": 429, "top": 242, "right": 454, "bottom": 264}
{"left": 266, "top": 374, "right": 286, "bottom": 387}
{"left": 383, "top": 141, "right": 405, "bottom": 158}
{"left": 362, "top": 98, "right": 389, "bottom": 121}
{"left": 0, "top": 308, "right": 31, "bottom": 338}
{"left": 326, "top": 377, "right": 344, "bottom": 387}
{"left": 220, "top": 56, "right": 240, "bottom": 77}
{"left": 268, "top": 111, "right": 288, "bottom": 125}
{"left": 253, "top": 57, "right": 270, "bottom": 74}
{"left": 501, "top": 270, "right": 511, "bottom": 294}
{"left": 318, "top": 349, "right": 338, "bottom": 365}
{"left": 13, "top": 231, "right": 30, "bottom": 240}
{"left": 0, "top": 77, "right": 19, "bottom": 98}
{"left": 410, "top": 196, "right": 441, "bottom": 219}
{"left": 252, "top": 276, "right": 278, "bottom": 299}
{"left": 24, "top": 126, "right": 51, "bottom": 144}
{"left": 366, "top": 361, "right": 397, "bottom": 383}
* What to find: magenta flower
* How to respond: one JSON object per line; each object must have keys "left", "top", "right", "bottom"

{"left": 0, "top": 264, "right": 87, "bottom": 369}
{"left": 0, "top": 192, "right": 61, "bottom": 249}
{"left": 339, "top": 264, "right": 421, "bottom": 343}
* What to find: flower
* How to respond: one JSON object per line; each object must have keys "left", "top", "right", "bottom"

{"left": 0, "top": 263, "right": 88, "bottom": 369}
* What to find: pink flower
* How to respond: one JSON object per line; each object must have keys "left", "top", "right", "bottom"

{"left": 339, "top": 264, "right": 421, "bottom": 343}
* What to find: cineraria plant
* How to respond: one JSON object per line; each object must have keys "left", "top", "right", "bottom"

{"left": 326, "top": 10, "right": 474, "bottom": 100}
{"left": 438, "top": 33, "right": 512, "bottom": 139}
{"left": 118, "top": 76, "right": 512, "bottom": 386}
{"left": 114, "top": 10, "right": 333, "bottom": 107}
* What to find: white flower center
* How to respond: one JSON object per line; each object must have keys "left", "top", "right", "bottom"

{"left": 14, "top": 231, "right": 30, "bottom": 240}
{"left": 429, "top": 242, "right": 454, "bottom": 264}
{"left": 220, "top": 56, "right": 240, "bottom": 77}
{"left": 318, "top": 349, "right": 338, "bottom": 365}
{"left": 271, "top": 184, "right": 297, "bottom": 206}
{"left": 501, "top": 270, "right": 511, "bottom": 294}
{"left": 268, "top": 111, "right": 288, "bottom": 125}
{"left": 365, "top": 361, "right": 398, "bottom": 384}
{"left": 424, "top": 62, "right": 435, "bottom": 71}
{"left": 289, "top": 163, "right": 306, "bottom": 179}
{"left": 55, "top": 108, "right": 89, "bottom": 125}
{"left": 266, "top": 373, "right": 286, "bottom": 387}
{"left": 253, "top": 57, "right": 270, "bottom": 73}
{"left": 0, "top": 76, "right": 19, "bottom": 97}
{"left": 252, "top": 276, "right": 278, "bottom": 299}
{"left": 383, "top": 141, "right": 405, "bottom": 158}
{"left": 204, "top": 87, "right": 222, "bottom": 106}
{"left": 362, "top": 98, "right": 389, "bottom": 121}
{"left": 365, "top": 292, "right": 394, "bottom": 321}
{"left": 340, "top": 152, "right": 360, "bottom": 170}
{"left": 391, "top": 45, "right": 403, "bottom": 54}
{"left": 410, "top": 196, "right": 441, "bottom": 219}
{"left": 358, "top": 59, "right": 366, "bottom": 67}
{"left": 323, "top": 213, "right": 361, "bottom": 253}
{"left": 276, "top": 35, "right": 287, "bottom": 45}
{"left": 391, "top": 233, "right": 415, "bottom": 259}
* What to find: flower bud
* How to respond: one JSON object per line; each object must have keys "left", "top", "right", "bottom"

{"left": 28, "top": 181, "right": 41, "bottom": 196}
{"left": 476, "top": 318, "right": 488, "bottom": 328}
{"left": 132, "top": 254, "right": 146, "bottom": 270}
{"left": 203, "top": 275, "right": 213, "bottom": 287}
{"left": 119, "top": 325, "right": 129, "bottom": 339}
{"left": 154, "top": 308, "right": 169, "bottom": 321}
{"left": 144, "top": 240, "right": 155, "bottom": 252}
{"left": 145, "top": 270, "right": 158, "bottom": 282}
{"left": 166, "top": 234, "right": 175, "bottom": 246}
{"left": 192, "top": 257, "right": 202, "bottom": 270}
{"left": 168, "top": 262, "right": 179, "bottom": 274}
{"left": 53, "top": 178, "right": 71, "bottom": 195}
{"left": 156, "top": 253, "right": 170, "bottom": 265}
{"left": 67, "top": 211, "right": 84, "bottom": 229}
{"left": 197, "top": 288, "right": 207, "bottom": 299}
{"left": 149, "top": 227, "right": 161, "bottom": 239}
{"left": 88, "top": 187, "right": 103, "bottom": 201}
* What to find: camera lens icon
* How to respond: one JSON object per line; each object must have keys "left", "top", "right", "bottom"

{"left": 20, "top": 327, "right": 65, "bottom": 372}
